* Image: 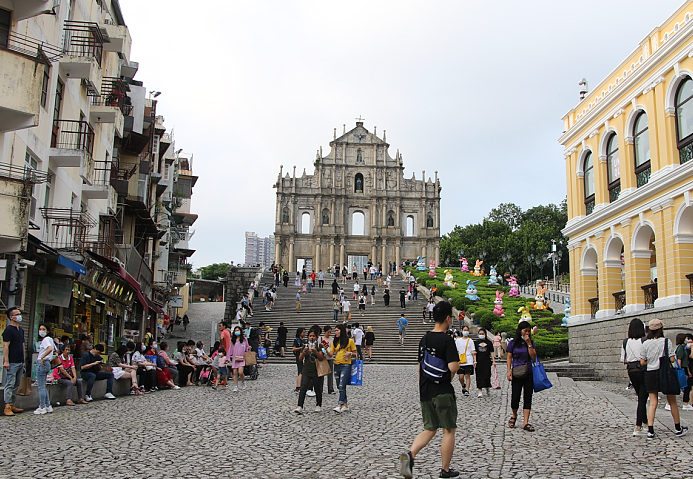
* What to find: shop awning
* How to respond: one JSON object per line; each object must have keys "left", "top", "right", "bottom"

{"left": 58, "top": 255, "right": 86, "bottom": 275}
{"left": 149, "top": 300, "right": 165, "bottom": 314}
{"left": 118, "top": 265, "right": 149, "bottom": 310}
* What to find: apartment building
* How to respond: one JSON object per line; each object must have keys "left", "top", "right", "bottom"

{"left": 244, "top": 232, "right": 274, "bottom": 270}
{"left": 0, "top": 0, "right": 197, "bottom": 368}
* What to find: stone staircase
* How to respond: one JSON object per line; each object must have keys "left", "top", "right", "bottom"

{"left": 542, "top": 360, "right": 601, "bottom": 381}
{"left": 245, "top": 271, "right": 433, "bottom": 365}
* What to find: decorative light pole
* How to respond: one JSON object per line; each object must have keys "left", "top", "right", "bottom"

{"left": 527, "top": 254, "right": 534, "bottom": 283}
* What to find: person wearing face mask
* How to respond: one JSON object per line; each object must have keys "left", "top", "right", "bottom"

{"left": 3, "top": 307, "right": 25, "bottom": 416}
{"left": 506, "top": 321, "right": 537, "bottom": 431}
{"left": 173, "top": 342, "right": 195, "bottom": 387}
{"left": 55, "top": 344, "right": 89, "bottom": 404}
{"left": 454, "top": 326, "right": 476, "bottom": 397}
{"left": 294, "top": 327, "right": 327, "bottom": 414}
{"left": 131, "top": 341, "right": 157, "bottom": 392}
{"left": 229, "top": 326, "right": 250, "bottom": 392}
{"left": 473, "top": 328, "right": 496, "bottom": 398}
{"left": 399, "top": 301, "right": 460, "bottom": 479}
{"left": 34, "top": 324, "right": 55, "bottom": 414}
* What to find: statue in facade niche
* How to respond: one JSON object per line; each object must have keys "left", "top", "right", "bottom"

{"left": 322, "top": 211, "right": 329, "bottom": 224}
{"left": 282, "top": 208, "right": 289, "bottom": 223}
{"left": 388, "top": 214, "right": 395, "bottom": 226}
{"left": 357, "top": 149, "right": 363, "bottom": 163}
{"left": 355, "top": 176, "right": 363, "bottom": 191}
{"left": 427, "top": 215, "right": 434, "bottom": 227}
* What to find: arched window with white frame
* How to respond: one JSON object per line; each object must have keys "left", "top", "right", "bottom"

{"left": 633, "top": 111, "right": 650, "bottom": 187}
{"left": 606, "top": 133, "right": 620, "bottom": 203}
{"left": 301, "top": 212, "right": 311, "bottom": 234}
{"left": 583, "top": 152, "right": 595, "bottom": 215}
{"left": 675, "top": 76, "right": 693, "bottom": 164}
{"left": 352, "top": 211, "right": 364, "bottom": 235}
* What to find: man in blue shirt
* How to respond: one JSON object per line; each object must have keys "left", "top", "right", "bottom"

{"left": 398, "top": 313, "right": 409, "bottom": 346}
{"left": 3, "top": 307, "right": 25, "bottom": 416}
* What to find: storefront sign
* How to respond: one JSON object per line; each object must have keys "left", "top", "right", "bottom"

{"left": 169, "top": 295, "right": 183, "bottom": 308}
{"left": 38, "top": 277, "right": 73, "bottom": 308}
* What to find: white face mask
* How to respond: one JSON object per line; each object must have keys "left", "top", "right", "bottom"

{"left": 462, "top": 331, "right": 470, "bottom": 337}
{"left": 478, "top": 334, "right": 485, "bottom": 339}
{"left": 39, "top": 330, "right": 47, "bottom": 338}
{"left": 14, "top": 315, "right": 22, "bottom": 322}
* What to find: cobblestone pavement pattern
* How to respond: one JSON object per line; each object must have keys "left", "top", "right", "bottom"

{"left": 3, "top": 304, "right": 691, "bottom": 478}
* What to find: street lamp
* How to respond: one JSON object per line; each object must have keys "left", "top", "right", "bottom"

{"left": 527, "top": 254, "right": 534, "bottom": 283}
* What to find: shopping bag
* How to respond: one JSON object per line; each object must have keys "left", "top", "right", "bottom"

{"left": 316, "top": 357, "right": 331, "bottom": 377}
{"left": 659, "top": 341, "right": 681, "bottom": 396}
{"left": 244, "top": 351, "right": 257, "bottom": 366}
{"left": 676, "top": 366, "right": 687, "bottom": 390}
{"left": 257, "top": 347, "right": 267, "bottom": 360}
{"left": 349, "top": 360, "right": 363, "bottom": 386}
{"left": 491, "top": 365, "right": 501, "bottom": 389}
{"left": 17, "top": 376, "right": 32, "bottom": 396}
{"left": 532, "top": 357, "right": 553, "bottom": 392}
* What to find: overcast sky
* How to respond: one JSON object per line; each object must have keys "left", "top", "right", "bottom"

{"left": 120, "top": 0, "right": 685, "bottom": 268}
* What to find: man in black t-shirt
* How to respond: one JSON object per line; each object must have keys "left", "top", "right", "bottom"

{"left": 3, "top": 307, "right": 26, "bottom": 415}
{"left": 277, "top": 322, "right": 288, "bottom": 357}
{"left": 399, "top": 301, "right": 460, "bottom": 479}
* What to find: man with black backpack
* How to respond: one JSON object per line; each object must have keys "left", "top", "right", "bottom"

{"left": 399, "top": 300, "right": 460, "bottom": 479}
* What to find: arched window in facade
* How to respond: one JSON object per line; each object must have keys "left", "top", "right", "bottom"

{"left": 282, "top": 208, "right": 289, "bottom": 223}
{"left": 675, "top": 77, "right": 693, "bottom": 164}
{"left": 606, "top": 134, "right": 620, "bottom": 203}
{"left": 355, "top": 173, "right": 364, "bottom": 192}
{"left": 584, "top": 152, "right": 595, "bottom": 215}
{"left": 387, "top": 210, "right": 395, "bottom": 227}
{"left": 321, "top": 208, "right": 330, "bottom": 225}
{"left": 427, "top": 214, "right": 434, "bottom": 227}
{"left": 406, "top": 216, "right": 414, "bottom": 237}
{"left": 352, "top": 211, "right": 365, "bottom": 235}
{"left": 633, "top": 112, "right": 651, "bottom": 187}
{"left": 301, "top": 212, "right": 311, "bottom": 234}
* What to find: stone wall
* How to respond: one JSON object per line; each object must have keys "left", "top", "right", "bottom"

{"left": 569, "top": 304, "right": 693, "bottom": 381}
{"left": 188, "top": 278, "right": 224, "bottom": 302}
{"left": 223, "top": 265, "right": 261, "bottom": 322}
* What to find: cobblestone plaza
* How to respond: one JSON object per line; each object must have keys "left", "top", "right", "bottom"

{"left": 2, "top": 361, "right": 691, "bottom": 479}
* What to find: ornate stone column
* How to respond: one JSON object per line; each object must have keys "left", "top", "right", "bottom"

{"left": 289, "top": 238, "right": 295, "bottom": 273}
{"left": 315, "top": 238, "right": 321, "bottom": 272}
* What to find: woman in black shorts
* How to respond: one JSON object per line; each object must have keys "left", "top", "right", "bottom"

{"left": 292, "top": 328, "right": 306, "bottom": 393}
{"left": 364, "top": 326, "right": 375, "bottom": 360}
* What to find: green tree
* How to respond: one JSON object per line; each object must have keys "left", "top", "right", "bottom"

{"left": 198, "top": 263, "right": 230, "bottom": 280}
{"left": 486, "top": 203, "right": 524, "bottom": 231}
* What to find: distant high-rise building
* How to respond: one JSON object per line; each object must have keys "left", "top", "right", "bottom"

{"left": 245, "top": 232, "right": 275, "bottom": 270}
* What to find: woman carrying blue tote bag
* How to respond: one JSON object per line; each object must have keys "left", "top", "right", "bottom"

{"left": 532, "top": 357, "right": 553, "bottom": 392}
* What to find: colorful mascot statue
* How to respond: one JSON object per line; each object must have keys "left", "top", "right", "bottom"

{"left": 517, "top": 306, "right": 532, "bottom": 322}
{"left": 562, "top": 298, "right": 571, "bottom": 326}
{"left": 487, "top": 265, "right": 500, "bottom": 286}
{"left": 416, "top": 256, "right": 427, "bottom": 271}
{"left": 428, "top": 260, "right": 436, "bottom": 277}
{"left": 508, "top": 276, "right": 519, "bottom": 297}
{"left": 465, "top": 280, "right": 480, "bottom": 301}
{"left": 460, "top": 257, "right": 469, "bottom": 272}
{"left": 530, "top": 285, "right": 550, "bottom": 310}
{"left": 443, "top": 270, "right": 457, "bottom": 288}
{"left": 493, "top": 290, "right": 505, "bottom": 317}
{"left": 471, "top": 259, "right": 483, "bottom": 277}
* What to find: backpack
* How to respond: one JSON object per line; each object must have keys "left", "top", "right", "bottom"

{"left": 249, "top": 327, "right": 259, "bottom": 342}
{"left": 420, "top": 332, "right": 449, "bottom": 383}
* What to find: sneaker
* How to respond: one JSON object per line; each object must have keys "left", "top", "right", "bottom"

{"left": 665, "top": 404, "right": 671, "bottom": 411}
{"left": 314, "top": 406, "right": 322, "bottom": 413}
{"left": 683, "top": 405, "right": 693, "bottom": 411}
{"left": 675, "top": 426, "right": 688, "bottom": 436}
{"left": 294, "top": 387, "right": 300, "bottom": 393}
{"left": 333, "top": 405, "right": 343, "bottom": 413}
{"left": 85, "top": 395, "right": 93, "bottom": 402}
{"left": 477, "top": 391, "right": 483, "bottom": 398}
{"left": 633, "top": 427, "right": 648, "bottom": 436}
{"left": 306, "top": 390, "right": 316, "bottom": 397}
{"left": 33, "top": 407, "right": 47, "bottom": 415}
{"left": 241, "top": 382, "right": 247, "bottom": 390}
{"left": 341, "top": 405, "right": 350, "bottom": 412}
{"left": 233, "top": 386, "right": 238, "bottom": 392}
{"left": 45, "top": 405, "right": 53, "bottom": 413}
{"left": 647, "top": 432, "right": 657, "bottom": 439}
{"left": 104, "top": 392, "right": 116, "bottom": 400}
{"left": 464, "top": 390, "right": 470, "bottom": 397}
{"left": 398, "top": 451, "right": 414, "bottom": 478}
{"left": 294, "top": 406, "right": 303, "bottom": 414}
{"left": 439, "top": 468, "right": 460, "bottom": 478}
{"left": 173, "top": 385, "right": 181, "bottom": 390}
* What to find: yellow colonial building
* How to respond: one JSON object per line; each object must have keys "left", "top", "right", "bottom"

{"left": 561, "top": 1, "right": 693, "bottom": 330}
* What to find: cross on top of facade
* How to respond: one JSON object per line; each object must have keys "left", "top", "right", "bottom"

{"left": 355, "top": 116, "right": 365, "bottom": 122}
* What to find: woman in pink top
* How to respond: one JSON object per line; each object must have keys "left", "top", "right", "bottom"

{"left": 493, "top": 333, "right": 502, "bottom": 360}
{"left": 228, "top": 326, "right": 250, "bottom": 392}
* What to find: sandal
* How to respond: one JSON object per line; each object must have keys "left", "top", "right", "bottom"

{"left": 508, "top": 417, "right": 517, "bottom": 428}
{"left": 523, "top": 424, "right": 535, "bottom": 432}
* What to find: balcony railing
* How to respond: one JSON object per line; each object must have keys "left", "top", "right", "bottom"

{"left": 90, "top": 160, "right": 112, "bottom": 186}
{"left": 588, "top": 297, "right": 599, "bottom": 319}
{"left": 63, "top": 21, "right": 104, "bottom": 66}
{"left": 91, "top": 76, "right": 132, "bottom": 115}
{"left": 0, "top": 163, "right": 50, "bottom": 183}
{"left": 636, "top": 164, "right": 651, "bottom": 188}
{"left": 40, "top": 207, "right": 96, "bottom": 252}
{"left": 51, "top": 119, "right": 94, "bottom": 155}
{"left": 687, "top": 274, "right": 693, "bottom": 301}
{"left": 0, "top": 30, "right": 62, "bottom": 64}
{"left": 609, "top": 182, "right": 621, "bottom": 203}
{"left": 85, "top": 233, "right": 115, "bottom": 259}
{"left": 585, "top": 198, "right": 595, "bottom": 216}
{"left": 642, "top": 283, "right": 658, "bottom": 309}
{"left": 613, "top": 290, "right": 626, "bottom": 314}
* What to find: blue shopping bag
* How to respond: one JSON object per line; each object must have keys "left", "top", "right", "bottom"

{"left": 532, "top": 357, "right": 553, "bottom": 393}
{"left": 257, "top": 347, "right": 267, "bottom": 360}
{"left": 349, "top": 360, "right": 363, "bottom": 386}
{"left": 676, "top": 363, "right": 688, "bottom": 390}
